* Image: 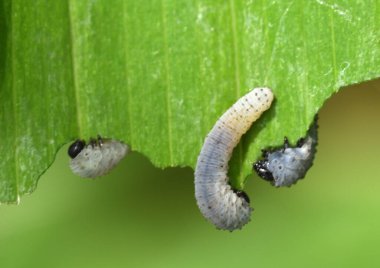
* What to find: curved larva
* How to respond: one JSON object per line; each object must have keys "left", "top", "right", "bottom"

{"left": 68, "top": 136, "right": 129, "bottom": 178}
{"left": 254, "top": 116, "right": 318, "bottom": 187}
{"left": 195, "top": 88, "right": 274, "bottom": 231}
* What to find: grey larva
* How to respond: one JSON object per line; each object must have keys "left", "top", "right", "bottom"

{"left": 68, "top": 136, "right": 129, "bottom": 178}
{"left": 253, "top": 116, "right": 318, "bottom": 187}
{"left": 195, "top": 88, "right": 274, "bottom": 231}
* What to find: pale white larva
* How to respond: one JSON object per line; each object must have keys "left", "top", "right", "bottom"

{"left": 68, "top": 136, "right": 129, "bottom": 178}
{"left": 253, "top": 116, "right": 318, "bottom": 187}
{"left": 195, "top": 88, "right": 274, "bottom": 231}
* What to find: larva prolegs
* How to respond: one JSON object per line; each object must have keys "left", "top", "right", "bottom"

{"left": 195, "top": 88, "right": 274, "bottom": 231}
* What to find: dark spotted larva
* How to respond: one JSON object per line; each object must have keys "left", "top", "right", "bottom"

{"left": 68, "top": 135, "right": 129, "bottom": 178}
{"left": 195, "top": 88, "right": 274, "bottom": 231}
{"left": 253, "top": 116, "right": 318, "bottom": 187}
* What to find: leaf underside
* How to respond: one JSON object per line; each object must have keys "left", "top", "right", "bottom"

{"left": 0, "top": 0, "right": 379, "bottom": 203}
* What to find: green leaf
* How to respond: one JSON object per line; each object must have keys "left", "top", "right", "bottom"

{"left": 0, "top": 0, "right": 379, "bottom": 203}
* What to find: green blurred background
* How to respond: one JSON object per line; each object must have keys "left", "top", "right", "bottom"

{"left": 1, "top": 79, "right": 380, "bottom": 268}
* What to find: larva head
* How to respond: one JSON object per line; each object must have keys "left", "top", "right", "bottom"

{"left": 68, "top": 139, "right": 86, "bottom": 159}
{"left": 233, "top": 190, "right": 250, "bottom": 204}
{"left": 253, "top": 160, "right": 274, "bottom": 181}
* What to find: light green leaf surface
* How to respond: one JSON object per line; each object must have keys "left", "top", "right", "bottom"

{"left": 0, "top": 0, "right": 379, "bottom": 203}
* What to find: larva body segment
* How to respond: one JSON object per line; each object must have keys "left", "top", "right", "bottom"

{"left": 68, "top": 137, "right": 129, "bottom": 178}
{"left": 254, "top": 116, "right": 318, "bottom": 187}
{"left": 195, "top": 88, "right": 274, "bottom": 231}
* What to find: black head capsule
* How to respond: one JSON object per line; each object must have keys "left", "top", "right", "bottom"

{"left": 253, "top": 160, "right": 274, "bottom": 181}
{"left": 233, "top": 189, "right": 250, "bottom": 204}
{"left": 68, "top": 139, "right": 86, "bottom": 159}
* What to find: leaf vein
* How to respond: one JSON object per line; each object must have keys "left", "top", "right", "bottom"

{"left": 160, "top": 0, "right": 174, "bottom": 164}
{"left": 67, "top": 0, "right": 82, "bottom": 137}
{"left": 329, "top": 9, "right": 338, "bottom": 85}
{"left": 11, "top": 0, "right": 19, "bottom": 202}
{"left": 123, "top": 1, "right": 133, "bottom": 145}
